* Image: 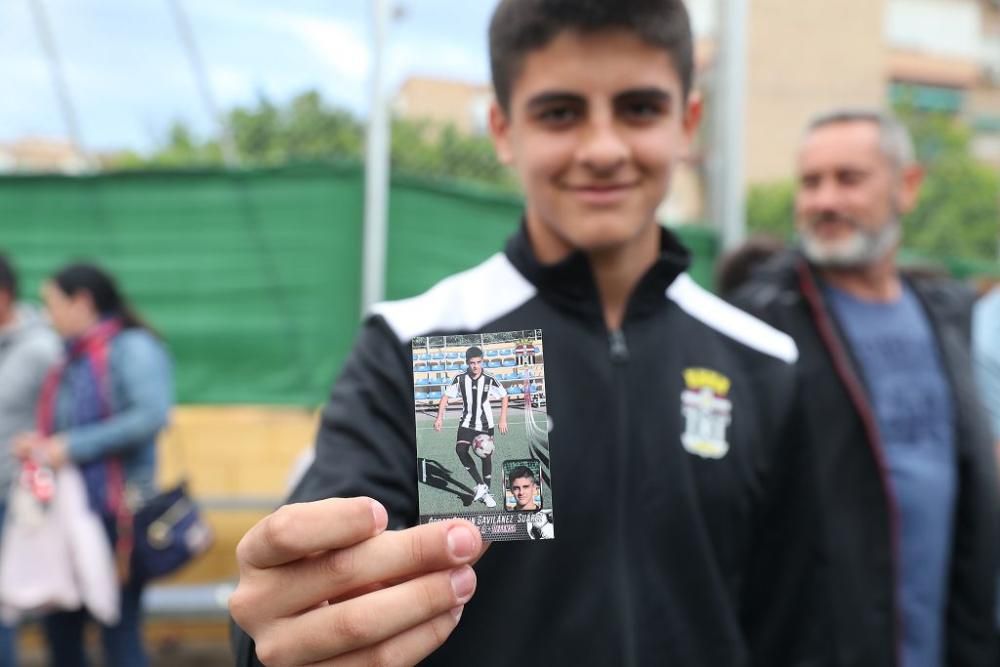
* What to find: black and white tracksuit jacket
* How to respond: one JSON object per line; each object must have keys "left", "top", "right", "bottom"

{"left": 232, "top": 226, "right": 824, "bottom": 666}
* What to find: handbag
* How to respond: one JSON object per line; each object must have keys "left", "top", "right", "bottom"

{"left": 125, "top": 422, "right": 213, "bottom": 583}
{"left": 129, "top": 480, "right": 213, "bottom": 583}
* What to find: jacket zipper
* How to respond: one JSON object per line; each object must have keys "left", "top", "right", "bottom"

{"left": 609, "top": 329, "right": 629, "bottom": 363}
{"left": 608, "top": 328, "right": 637, "bottom": 666}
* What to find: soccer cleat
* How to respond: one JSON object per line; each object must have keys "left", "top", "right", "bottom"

{"left": 472, "top": 484, "right": 489, "bottom": 502}
{"left": 482, "top": 492, "right": 497, "bottom": 508}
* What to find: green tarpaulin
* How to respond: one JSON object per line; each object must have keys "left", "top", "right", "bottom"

{"left": 0, "top": 164, "right": 717, "bottom": 405}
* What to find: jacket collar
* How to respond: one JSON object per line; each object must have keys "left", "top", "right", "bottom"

{"left": 503, "top": 220, "right": 691, "bottom": 323}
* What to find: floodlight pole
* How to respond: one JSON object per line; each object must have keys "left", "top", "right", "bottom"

{"left": 711, "top": 0, "right": 748, "bottom": 251}
{"left": 361, "top": 0, "right": 393, "bottom": 316}
{"left": 167, "top": 0, "right": 241, "bottom": 168}
{"left": 27, "top": 0, "right": 94, "bottom": 171}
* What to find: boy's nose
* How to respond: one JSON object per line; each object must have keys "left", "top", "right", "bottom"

{"left": 577, "top": 117, "right": 628, "bottom": 174}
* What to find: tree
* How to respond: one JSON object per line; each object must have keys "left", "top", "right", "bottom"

{"left": 283, "top": 91, "right": 363, "bottom": 160}
{"left": 110, "top": 89, "right": 515, "bottom": 191}
{"left": 746, "top": 180, "right": 796, "bottom": 239}
{"left": 230, "top": 96, "right": 283, "bottom": 163}
{"left": 898, "top": 108, "right": 999, "bottom": 261}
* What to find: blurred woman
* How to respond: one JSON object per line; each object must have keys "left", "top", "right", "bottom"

{"left": 15, "top": 263, "right": 172, "bottom": 667}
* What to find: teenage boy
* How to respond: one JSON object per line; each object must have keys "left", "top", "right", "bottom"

{"left": 230, "top": 2, "right": 818, "bottom": 665}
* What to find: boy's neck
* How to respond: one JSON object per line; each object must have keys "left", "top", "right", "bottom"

{"left": 588, "top": 223, "right": 661, "bottom": 330}
{"left": 525, "top": 215, "right": 662, "bottom": 331}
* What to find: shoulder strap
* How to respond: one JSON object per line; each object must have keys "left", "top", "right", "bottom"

{"left": 36, "top": 364, "right": 65, "bottom": 436}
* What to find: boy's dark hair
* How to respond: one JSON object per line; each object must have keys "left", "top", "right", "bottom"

{"left": 489, "top": 0, "right": 694, "bottom": 112}
{"left": 508, "top": 465, "right": 537, "bottom": 489}
{"left": 466, "top": 346, "right": 484, "bottom": 362}
{"left": 0, "top": 253, "right": 18, "bottom": 299}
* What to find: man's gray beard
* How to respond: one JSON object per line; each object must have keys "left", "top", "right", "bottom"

{"left": 800, "top": 217, "right": 901, "bottom": 269}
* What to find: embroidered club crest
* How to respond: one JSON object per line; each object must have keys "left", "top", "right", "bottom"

{"left": 680, "top": 368, "right": 733, "bottom": 459}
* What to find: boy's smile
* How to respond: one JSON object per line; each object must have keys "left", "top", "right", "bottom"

{"left": 490, "top": 28, "right": 701, "bottom": 263}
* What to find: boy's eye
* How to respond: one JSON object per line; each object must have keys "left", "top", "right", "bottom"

{"left": 619, "top": 99, "right": 667, "bottom": 122}
{"left": 536, "top": 106, "right": 580, "bottom": 126}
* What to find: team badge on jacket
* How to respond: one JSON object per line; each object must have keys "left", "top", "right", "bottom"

{"left": 680, "top": 368, "right": 733, "bottom": 459}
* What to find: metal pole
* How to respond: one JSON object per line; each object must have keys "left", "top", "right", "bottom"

{"left": 27, "top": 0, "right": 93, "bottom": 171}
{"left": 166, "top": 0, "right": 241, "bottom": 168}
{"left": 712, "top": 0, "right": 748, "bottom": 251}
{"left": 361, "top": 0, "right": 392, "bottom": 315}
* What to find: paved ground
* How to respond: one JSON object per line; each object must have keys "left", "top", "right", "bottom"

{"left": 19, "top": 620, "right": 233, "bottom": 666}
{"left": 22, "top": 644, "right": 232, "bottom": 666}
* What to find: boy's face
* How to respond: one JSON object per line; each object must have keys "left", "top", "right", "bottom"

{"left": 490, "top": 29, "right": 701, "bottom": 261}
{"left": 511, "top": 476, "right": 538, "bottom": 509}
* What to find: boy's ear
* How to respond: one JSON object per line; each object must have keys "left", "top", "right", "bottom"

{"left": 489, "top": 100, "right": 514, "bottom": 165}
{"left": 681, "top": 90, "right": 703, "bottom": 158}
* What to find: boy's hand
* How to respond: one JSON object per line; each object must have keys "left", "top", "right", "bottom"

{"left": 434, "top": 417, "right": 443, "bottom": 432}
{"left": 230, "top": 497, "right": 484, "bottom": 666}
{"left": 498, "top": 418, "right": 508, "bottom": 435}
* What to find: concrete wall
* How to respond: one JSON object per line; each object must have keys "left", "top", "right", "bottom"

{"left": 157, "top": 406, "right": 319, "bottom": 585}
{"left": 744, "top": 0, "right": 889, "bottom": 185}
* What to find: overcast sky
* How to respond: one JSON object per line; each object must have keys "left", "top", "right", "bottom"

{"left": 0, "top": 0, "right": 500, "bottom": 153}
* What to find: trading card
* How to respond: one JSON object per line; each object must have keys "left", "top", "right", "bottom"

{"left": 413, "top": 329, "right": 554, "bottom": 542}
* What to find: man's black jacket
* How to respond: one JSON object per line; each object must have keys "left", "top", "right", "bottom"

{"left": 732, "top": 251, "right": 999, "bottom": 667}
{"left": 233, "top": 227, "right": 824, "bottom": 666}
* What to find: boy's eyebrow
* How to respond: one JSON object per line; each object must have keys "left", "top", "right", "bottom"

{"left": 614, "top": 87, "right": 673, "bottom": 104}
{"left": 524, "top": 91, "right": 585, "bottom": 110}
{"left": 524, "top": 87, "right": 673, "bottom": 110}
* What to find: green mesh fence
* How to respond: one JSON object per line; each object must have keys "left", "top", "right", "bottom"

{"left": 0, "top": 164, "right": 718, "bottom": 405}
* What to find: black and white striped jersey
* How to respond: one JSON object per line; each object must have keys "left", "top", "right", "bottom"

{"left": 445, "top": 371, "right": 507, "bottom": 431}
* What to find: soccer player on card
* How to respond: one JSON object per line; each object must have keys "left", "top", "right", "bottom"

{"left": 433, "top": 346, "right": 509, "bottom": 508}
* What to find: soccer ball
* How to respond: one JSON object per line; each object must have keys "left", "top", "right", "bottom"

{"left": 471, "top": 434, "right": 495, "bottom": 458}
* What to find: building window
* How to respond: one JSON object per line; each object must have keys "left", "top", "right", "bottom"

{"left": 889, "top": 82, "right": 964, "bottom": 113}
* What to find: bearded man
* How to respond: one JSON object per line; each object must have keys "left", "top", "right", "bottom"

{"left": 733, "top": 109, "right": 999, "bottom": 667}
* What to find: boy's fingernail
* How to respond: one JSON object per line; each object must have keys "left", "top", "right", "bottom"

{"left": 369, "top": 499, "right": 388, "bottom": 532}
{"left": 447, "top": 525, "right": 476, "bottom": 559}
{"left": 450, "top": 566, "right": 476, "bottom": 601}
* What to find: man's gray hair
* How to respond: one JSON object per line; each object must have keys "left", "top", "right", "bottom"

{"left": 805, "top": 108, "right": 916, "bottom": 169}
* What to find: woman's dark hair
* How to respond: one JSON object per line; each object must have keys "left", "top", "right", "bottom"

{"left": 51, "top": 263, "right": 155, "bottom": 333}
